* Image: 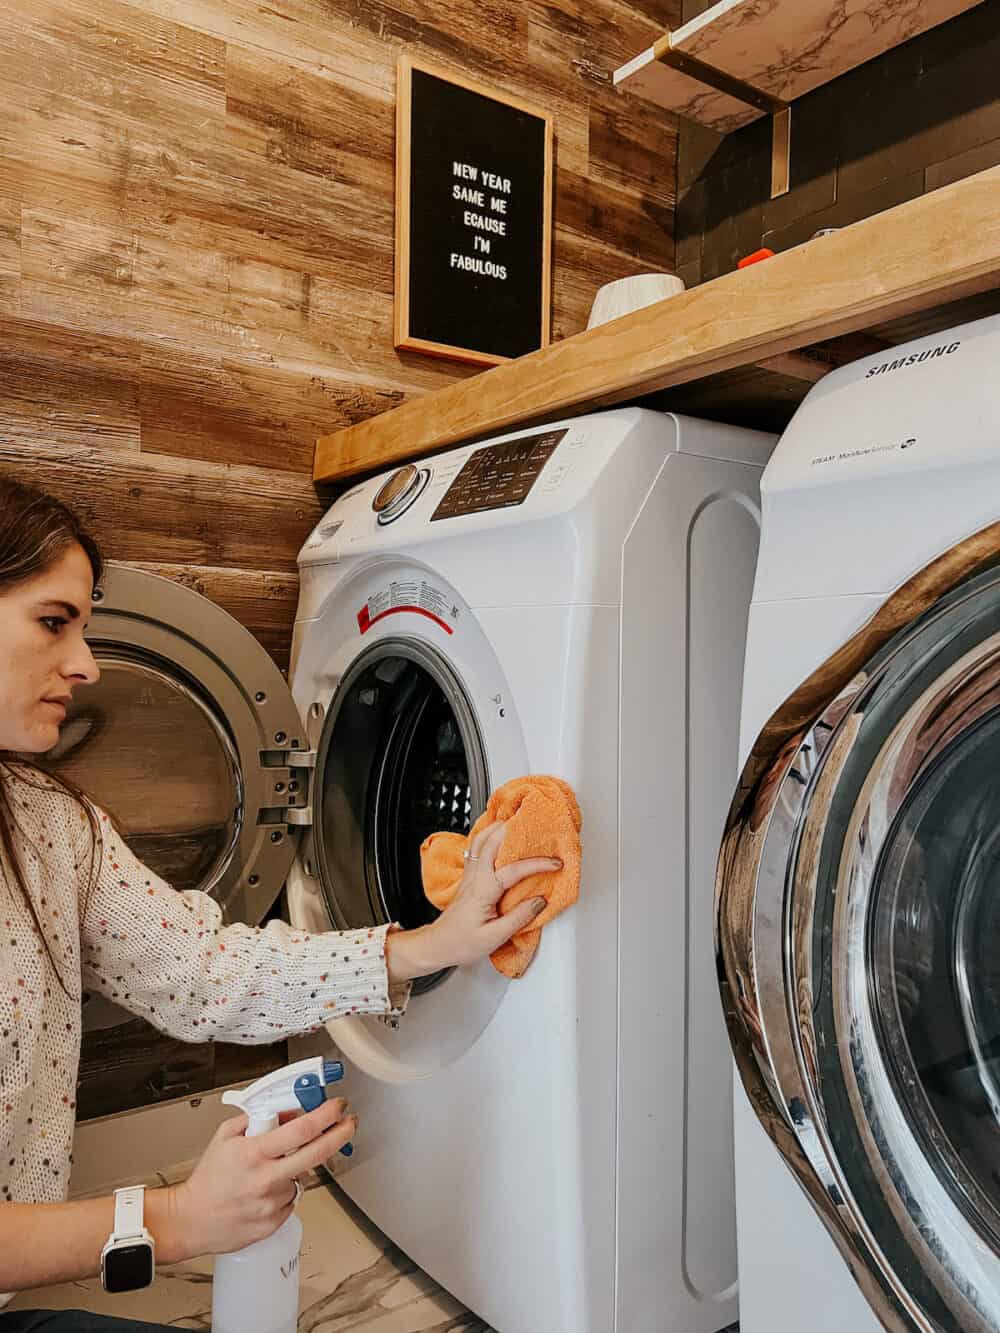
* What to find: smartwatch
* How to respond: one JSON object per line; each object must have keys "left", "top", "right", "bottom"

{"left": 101, "top": 1185, "right": 155, "bottom": 1293}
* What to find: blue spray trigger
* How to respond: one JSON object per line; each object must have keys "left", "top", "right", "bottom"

{"left": 320, "top": 1060, "right": 352, "bottom": 1157}
{"left": 292, "top": 1072, "right": 352, "bottom": 1156}
{"left": 292, "top": 1072, "right": 325, "bottom": 1112}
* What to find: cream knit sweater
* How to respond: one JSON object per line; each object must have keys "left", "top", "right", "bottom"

{"left": 0, "top": 765, "right": 408, "bottom": 1208}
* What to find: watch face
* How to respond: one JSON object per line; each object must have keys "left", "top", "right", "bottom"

{"left": 104, "top": 1241, "right": 154, "bottom": 1293}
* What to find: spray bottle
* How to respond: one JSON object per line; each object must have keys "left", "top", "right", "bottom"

{"left": 211, "top": 1055, "right": 353, "bottom": 1333}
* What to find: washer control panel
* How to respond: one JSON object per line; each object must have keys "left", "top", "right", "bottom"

{"left": 431, "top": 429, "right": 566, "bottom": 521}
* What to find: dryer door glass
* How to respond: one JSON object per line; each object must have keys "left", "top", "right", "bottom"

{"left": 870, "top": 708, "right": 1000, "bottom": 1246}
{"left": 719, "top": 562, "right": 1000, "bottom": 1333}
{"left": 38, "top": 652, "right": 243, "bottom": 893}
{"left": 311, "top": 638, "right": 488, "bottom": 994}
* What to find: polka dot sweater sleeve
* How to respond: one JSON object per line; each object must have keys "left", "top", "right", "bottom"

{"left": 79, "top": 809, "right": 411, "bottom": 1044}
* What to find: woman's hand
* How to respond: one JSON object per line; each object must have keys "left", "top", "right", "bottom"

{"left": 385, "top": 821, "right": 560, "bottom": 982}
{"left": 161, "top": 1098, "right": 357, "bottom": 1259}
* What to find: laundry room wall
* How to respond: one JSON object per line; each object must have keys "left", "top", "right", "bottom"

{"left": 0, "top": 0, "right": 680, "bottom": 1124}
{"left": 674, "top": 1, "right": 1000, "bottom": 288}
{"left": 0, "top": 0, "right": 679, "bottom": 674}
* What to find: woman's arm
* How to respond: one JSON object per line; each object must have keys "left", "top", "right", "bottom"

{"left": 77, "top": 808, "right": 408, "bottom": 1044}
{"left": 0, "top": 1190, "right": 184, "bottom": 1291}
{"left": 1, "top": 1097, "right": 355, "bottom": 1291}
{"left": 78, "top": 811, "right": 556, "bottom": 1045}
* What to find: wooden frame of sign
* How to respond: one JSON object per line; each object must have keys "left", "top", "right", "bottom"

{"left": 394, "top": 55, "right": 554, "bottom": 368}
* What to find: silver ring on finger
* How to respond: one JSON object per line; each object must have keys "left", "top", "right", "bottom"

{"left": 291, "top": 1178, "right": 304, "bottom": 1208}
{"left": 463, "top": 850, "right": 479, "bottom": 863}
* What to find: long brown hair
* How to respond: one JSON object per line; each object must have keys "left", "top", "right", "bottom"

{"left": 0, "top": 479, "right": 105, "bottom": 996}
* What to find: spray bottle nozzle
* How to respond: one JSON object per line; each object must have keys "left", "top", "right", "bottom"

{"left": 222, "top": 1056, "right": 354, "bottom": 1155}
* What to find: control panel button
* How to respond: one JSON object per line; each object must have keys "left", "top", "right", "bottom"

{"left": 372, "top": 466, "right": 431, "bottom": 525}
{"left": 373, "top": 465, "right": 420, "bottom": 515}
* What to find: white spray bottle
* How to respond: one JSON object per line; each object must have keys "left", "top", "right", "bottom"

{"left": 210, "top": 1055, "right": 352, "bottom": 1333}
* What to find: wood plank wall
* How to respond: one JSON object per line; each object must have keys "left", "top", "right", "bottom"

{"left": 0, "top": 0, "right": 679, "bottom": 670}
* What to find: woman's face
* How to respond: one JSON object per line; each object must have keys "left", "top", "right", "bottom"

{"left": 0, "top": 543, "right": 100, "bottom": 753}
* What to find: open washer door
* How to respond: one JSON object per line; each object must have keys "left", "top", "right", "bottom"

{"left": 34, "top": 566, "right": 308, "bottom": 1118}
{"left": 718, "top": 527, "right": 1000, "bottom": 1333}
{"left": 305, "top": 636, "right": 490, "bottom": 994}
{"left": 286, "top": 556, "right": 529, "bottom": 1083}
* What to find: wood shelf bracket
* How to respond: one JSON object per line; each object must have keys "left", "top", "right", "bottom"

{"left": 771, "top": 105, "right": 790, "bottom": 198}
{"left": 631, "top": 32, "right": 791, "bottom": 198}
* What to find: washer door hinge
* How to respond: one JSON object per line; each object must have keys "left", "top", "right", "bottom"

{"left": 258, "top": 747, "right": 316, "bottom": 828}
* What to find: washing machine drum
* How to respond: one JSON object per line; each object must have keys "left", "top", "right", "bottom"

{"left": 307, "top": 640, "right": 489, "bottom": 992}
{"left": 33, "top": 567, "right": 307, "bottom": 1114}
{"left": 718, "top": 553, "right": 1000, "bottom": 1333}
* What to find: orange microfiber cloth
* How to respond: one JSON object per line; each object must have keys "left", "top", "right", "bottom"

{"left": 420, "top": 775, "right": 582, "bottom": 978}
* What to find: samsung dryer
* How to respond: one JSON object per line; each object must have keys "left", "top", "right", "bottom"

{"left": 286, "top": 407, "right": 774, "bottom": 1333}
{"left": 717, "top": 313, "right": 1000, "bottom": 1333}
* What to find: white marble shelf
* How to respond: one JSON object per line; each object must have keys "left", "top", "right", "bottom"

{"left": 614, "top": 0, "right": 987, "bottom": 133}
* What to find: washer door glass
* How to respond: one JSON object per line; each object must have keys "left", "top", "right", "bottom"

{"left": 312, "top": 639, "right": 488, "bottom": 994}
{"left": 39, "top": 651, "right": 243, "bottom": 893}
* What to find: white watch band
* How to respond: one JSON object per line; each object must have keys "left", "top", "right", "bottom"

{"left": 112, "top": 1185, "right": 146, "bottom": 1241}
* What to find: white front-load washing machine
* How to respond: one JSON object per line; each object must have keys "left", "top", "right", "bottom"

{"left": 286, "top": 407, "right": 774, "bottom": 1333}
{"left": 716, "top": 313, "right": 1000, "bottom": 1333}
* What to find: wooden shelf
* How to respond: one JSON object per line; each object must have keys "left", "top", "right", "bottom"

{"left": 314, "top": 165, "right": 1000, "bottom": 484}
{"left": 613, "top": 0, "right": 986, "bottom": 134}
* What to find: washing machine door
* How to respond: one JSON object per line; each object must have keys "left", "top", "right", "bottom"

{"left": 717, "top": 529, "right": 1000, "bottom": 1333}
{"left": 286, "top": 562, "right": 532, "bottom": 1078}
{"left": 303, "top": 636, "right": 490, "bottom": 992}
{"left": 35, "top": 566, "right": 308, "bottom": 1116}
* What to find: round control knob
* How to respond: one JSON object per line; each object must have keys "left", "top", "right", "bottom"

{"left": 373, "top": 465, "right": 420, "bottom": 516}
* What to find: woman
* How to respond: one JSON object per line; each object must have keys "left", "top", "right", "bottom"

{"left": 0, "top": 480, "right": 557, "bottom": 1331}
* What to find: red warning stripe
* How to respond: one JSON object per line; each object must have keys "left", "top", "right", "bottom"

{"left": 357, "top": 604, "right": 453, "bottom": 636}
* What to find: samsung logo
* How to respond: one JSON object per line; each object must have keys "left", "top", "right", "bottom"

{"left": 865, "top": 341, "right": 961, "bottom": 378}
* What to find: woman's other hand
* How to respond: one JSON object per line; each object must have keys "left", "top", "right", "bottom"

{"left": 385, "top": 821, "right": 560, "bottom": 981}
{"left": 161, "top": 1098, "right": 357, "bottom": 1258}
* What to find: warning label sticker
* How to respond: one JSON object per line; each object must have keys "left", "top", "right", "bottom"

{"left": 357, "top": 579, "right": 459, "bottom": 636}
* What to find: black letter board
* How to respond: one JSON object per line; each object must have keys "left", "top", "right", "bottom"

{"left": 394, "top": 56, "right": 553, "bottom": 367}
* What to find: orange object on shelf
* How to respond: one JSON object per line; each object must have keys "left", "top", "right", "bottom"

{"left": 738, "top": 248, "right": 776, "bottom": 269}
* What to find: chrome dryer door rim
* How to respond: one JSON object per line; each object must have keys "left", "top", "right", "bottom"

{"left": 716, "top": 521, "right": 1000, "bottom": 1333}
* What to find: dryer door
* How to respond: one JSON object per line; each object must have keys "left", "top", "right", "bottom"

{"left": 718, "top": 539, "right": 1000, "bottom": 1333}
{"left": 35, "top": 566, "right": 307, "bottom": 1118}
